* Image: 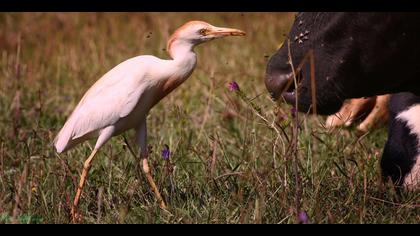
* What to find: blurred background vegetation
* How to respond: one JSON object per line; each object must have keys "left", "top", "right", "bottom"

{"left": 0, "top": 13, "right": 418, "bottom": 223}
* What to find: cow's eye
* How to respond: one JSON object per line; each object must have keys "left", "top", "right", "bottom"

{"left": 199, "top": 29, "right": 207, "bottom": 35}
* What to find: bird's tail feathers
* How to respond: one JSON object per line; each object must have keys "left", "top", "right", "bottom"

{"left": 54, "top": 120, "right": 74, "bottom": 153}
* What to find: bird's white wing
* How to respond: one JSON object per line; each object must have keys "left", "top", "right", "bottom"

{"left": 55, "top": 56, "right": 164, "bottom": 152}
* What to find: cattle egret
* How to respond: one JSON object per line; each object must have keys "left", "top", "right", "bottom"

{"left": 54, "top": 21, "right": 245, "bottom": 222}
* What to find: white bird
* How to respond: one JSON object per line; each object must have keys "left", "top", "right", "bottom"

{"left": 54, "top": 20, "right": 245, "bottom": 221}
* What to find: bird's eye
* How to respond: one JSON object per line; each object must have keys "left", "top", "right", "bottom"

{"left": 199, "top": 29, "right": 207, "bottom": 36}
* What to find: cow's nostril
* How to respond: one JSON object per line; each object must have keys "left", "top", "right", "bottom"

{"left": 264, "top": 72, "right": 294, "bottom": 101}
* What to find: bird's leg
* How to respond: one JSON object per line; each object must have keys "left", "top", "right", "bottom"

{"left": 69, "top": 126, "right": 114, "bottom": 223}
{"left": 142, "top": 152, "right": 167, "bottom": 210}
{"left": 71, "top": 148, "right": 98, "bottom": 223}
{"left": 137, "top": 120, "right": 167, "bottom": 210}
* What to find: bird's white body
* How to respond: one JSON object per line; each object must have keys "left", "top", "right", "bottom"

{"left": 55, "top": 53, "right": 196, "bottom": 153}
{"left": 54, "top": 21, "right": 245, "bottom": 156}
{"left": 54, "top": 21, "right": 245, "bottom": 220}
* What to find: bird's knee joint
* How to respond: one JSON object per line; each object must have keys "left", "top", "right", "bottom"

{"left": 142, "top": 159, "right": 150, "bottom": 174}
{"left": 83, "top": 163, "right": 91, "bottom": 171}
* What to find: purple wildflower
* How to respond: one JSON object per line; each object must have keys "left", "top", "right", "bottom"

{"left": 290, "top": 107, "right": 297, "bottom": 117}
{"left": 228, "top": 81, "right": 240, "bottom": 92}
{"left": 161, "top": 144, "right": 170, "bottom": 160}
{"left": 278, "top": 114, "right": 288, "bottom": 122}
{"left": 298, "top": 211, "right": 309, "bottom": 224}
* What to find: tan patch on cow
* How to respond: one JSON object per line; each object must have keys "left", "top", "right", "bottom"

{"left": 357, "top": 94, "right": 390, "bottom": 133}
{"left": 326, "top": 96, "right": 376, "bottom": 128}
{"left": 325, "top": 95, "right": 390, "bottom": 133}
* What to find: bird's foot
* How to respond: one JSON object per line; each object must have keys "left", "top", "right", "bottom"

{"left": 70, "top": 207, "right": 83, "bottom": 223}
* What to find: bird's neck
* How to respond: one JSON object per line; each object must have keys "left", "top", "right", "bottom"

{"left": 167, "top": 40, "right": 197, "bottom": 76}
{"left": 168, "top": 39, "right": 196, "bottom": 59}
{"left": 152, "top": 39, "right": 197, "bottom": 104}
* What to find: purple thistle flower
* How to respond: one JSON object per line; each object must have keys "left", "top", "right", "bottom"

{"left": 290, "top": 107, "right": 297, "bottom": 117}
{"left": 278, "top": 114, "right": 288, "bottom": 122}
{"left": 161, "top": 144, "right": 170, "bottom": 160}
{"left": 298, "top": 211, "right": 309, "bottom": 224}
{"left": 228, "top": 81, "right": 240, "bottom": 92}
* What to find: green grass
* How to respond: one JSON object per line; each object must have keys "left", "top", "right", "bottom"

{"left": 0, "top": 12, "right": 418, "bottom": 224}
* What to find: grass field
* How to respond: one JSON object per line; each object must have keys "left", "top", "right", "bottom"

{"left": 0, "top": 12, "right": 418, "bottom": 224}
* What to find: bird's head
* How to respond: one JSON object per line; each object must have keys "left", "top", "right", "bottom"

{"left": 167, "top": 21, "right": 245, "bottom": 57}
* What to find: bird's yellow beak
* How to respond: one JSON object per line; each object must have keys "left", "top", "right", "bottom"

{"left": 207, "top": 27, "right": 246, "bottom": 37}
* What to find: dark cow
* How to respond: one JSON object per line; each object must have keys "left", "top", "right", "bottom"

{"left": 265, "top": 12, "right": 420, "bottom": 189}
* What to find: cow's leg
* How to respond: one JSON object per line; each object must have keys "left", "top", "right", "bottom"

{"left": 325, "top": 96, "right": 376, "bottom": 129}
{"left": 357, "top": 94, "right": 390, "bottom": 133}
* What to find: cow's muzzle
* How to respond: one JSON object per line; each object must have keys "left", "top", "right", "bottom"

{"left": 265, "top": 70, "right": 299, "bottom": 105}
